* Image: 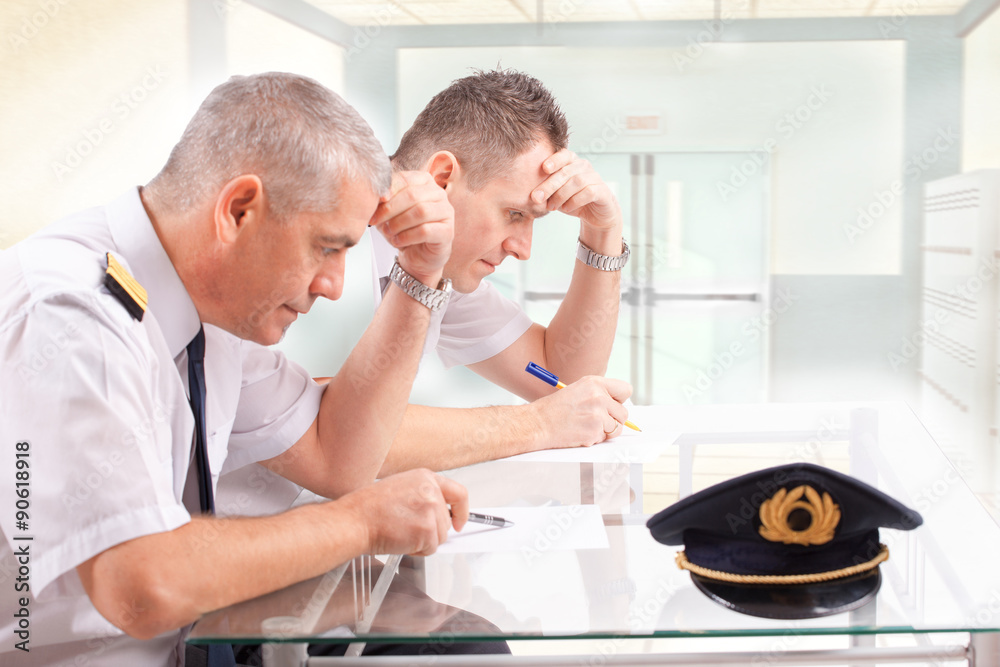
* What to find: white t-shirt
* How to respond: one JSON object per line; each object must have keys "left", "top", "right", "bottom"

{"left": 0, "top": 189, "right": 322, "bottom": 666}
{"left": 369, "top": 229, "right": 532, "bottom": 368}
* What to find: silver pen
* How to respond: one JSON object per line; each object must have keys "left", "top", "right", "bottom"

{"left": 467, "top": 511, "right": 514, "bottom": 528}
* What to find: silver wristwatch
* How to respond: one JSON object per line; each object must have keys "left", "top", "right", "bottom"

{"left": 577, "top": 238, "right": 630, "bottom": 271}
{"left": 387, "top": 258, "right": 452, "bottom": 311}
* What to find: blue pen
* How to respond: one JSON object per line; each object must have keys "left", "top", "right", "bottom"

{"left": 525, "top": 362, "right": 640, "bottom": 432}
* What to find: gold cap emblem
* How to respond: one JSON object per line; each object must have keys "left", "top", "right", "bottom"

{"left": 758, "top": 485, "right": 840, "bottom": 546}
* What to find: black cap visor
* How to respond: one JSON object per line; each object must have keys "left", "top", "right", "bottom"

{"left": 690, "top": 568, "right": 881, "bottom": 620}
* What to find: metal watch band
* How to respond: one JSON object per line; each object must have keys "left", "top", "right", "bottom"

{"left": 387, "top": 258, "right": 452, "bottom": 312}
{"left": 577, "top": 238, "right": 630, "bottom": 271}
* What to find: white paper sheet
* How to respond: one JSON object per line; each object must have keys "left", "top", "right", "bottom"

{"left": 438, "top": 505, "right": 609, "bottom": 554}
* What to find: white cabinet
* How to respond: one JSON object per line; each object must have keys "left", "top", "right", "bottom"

{"left": 920, "top": 170, "right": 1000, "bottom": 493}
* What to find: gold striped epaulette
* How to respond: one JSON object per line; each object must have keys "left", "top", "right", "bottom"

{"left": 104, "top": 252, "right": 147, "bottom": 321}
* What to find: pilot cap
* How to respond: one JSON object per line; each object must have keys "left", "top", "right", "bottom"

{"left": 647, "top": 462, "right": 922, "bottom": 619}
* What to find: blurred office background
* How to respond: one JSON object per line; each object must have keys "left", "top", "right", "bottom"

{"left": 2, "top": 0, "right": 999, "bottom": 508}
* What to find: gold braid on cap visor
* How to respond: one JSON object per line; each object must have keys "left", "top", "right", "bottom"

{"left": 675, "top": 544, "right": 889, "bottom": 585}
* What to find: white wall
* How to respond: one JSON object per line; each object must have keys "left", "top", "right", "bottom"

{"left": 0, "top": 0, "right": 190, "bottom": 248}
{"left": 963, "top": 7, "right": 1000, "bottom": 173}
{"left": 227, "top": 3, "right": 344, "bottom": 95}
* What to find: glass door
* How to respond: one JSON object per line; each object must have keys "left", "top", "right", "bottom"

{"left": 520, "top": 151, "right": 771, "bottom": 405}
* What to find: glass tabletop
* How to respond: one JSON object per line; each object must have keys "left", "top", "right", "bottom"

{"left": 189, "top": 402, "right": 1000, "bottom": 647}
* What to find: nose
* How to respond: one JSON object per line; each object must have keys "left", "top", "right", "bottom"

{"left": 310, "top": 257, "right": 345, "bottom": 301}
{"left": 502, "top": 223, "right": 533, "bottom": 261}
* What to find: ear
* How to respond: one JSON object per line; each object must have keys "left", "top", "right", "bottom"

{"left": 213, "top": 174, "right": 265, "bottom": 245}
{"left": 424, "top": 151, "right": 460, "bottom": 191}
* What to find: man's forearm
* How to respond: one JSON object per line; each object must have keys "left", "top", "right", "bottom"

{"left": 543, "top": 226, "right": 623, "bottom": 382}
{"left": 78, "top": 501, "right": 369, "bottom": 640}
{"left": 312, "top": 284, "right": 436, "bottom": 495}
{"left": 379, "top": 403, "right": 544, "bottom": 475}
{"left": 520, "top": 149, "right": 625, "bottom": 384}
{"left": 79, "top": 466, "right": 462, "bottom": 640}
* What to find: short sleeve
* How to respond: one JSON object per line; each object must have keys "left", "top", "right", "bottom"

{"left": 0, "top": 292, "right": 191, "bottom": 596}
{"left": 435, "top": 281, "right": 533, "bottom": 368}
{"left": 223, "top": 342, "right": 323, "bottom": 472}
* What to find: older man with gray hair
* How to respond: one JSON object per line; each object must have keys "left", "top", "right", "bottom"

{"left": 0, "top": 72, "right": 469, "bottom": 666}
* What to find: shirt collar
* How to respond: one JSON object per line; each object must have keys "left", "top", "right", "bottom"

{"left": 106, "top": 187, "right": 201, "bottom": 358}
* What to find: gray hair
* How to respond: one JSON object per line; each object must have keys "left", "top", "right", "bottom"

{"left": 392, "top": 68, "right": 568, "bottom": 190}
{"left": 148, "top": 72, "right": 390, "bottom": 220}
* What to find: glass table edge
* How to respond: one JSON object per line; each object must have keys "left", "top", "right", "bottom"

{"left": 187, "top": 625, "right": 1000, "bottom": 645}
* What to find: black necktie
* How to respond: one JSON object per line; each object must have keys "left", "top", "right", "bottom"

{"left": 187, "top": 326, "right": 215, "bottom": 514}
{"left": 186, "top": 327, "right": 236, "bottom": 667}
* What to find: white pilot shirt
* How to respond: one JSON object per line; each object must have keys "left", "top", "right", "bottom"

{"left": 0, "top": 188, "right": 322, "bottom": 666}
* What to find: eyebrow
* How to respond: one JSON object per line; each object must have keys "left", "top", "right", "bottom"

{"left": 506, "top": 201, "right": 550, "bottom": 219}
{"left": 318, "top": 234, "right": 359, "bottom": 248}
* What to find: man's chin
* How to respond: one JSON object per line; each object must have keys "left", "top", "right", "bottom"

{"left": 262, "top": 324, "right": 291, "bottom": 346}
{"left": 447, "top": 267, "right": 489, "bottom": 294}
{"left": 450, "top": 277, "right": 481, "bottom": 294}
{"left": 231, "top": 323, "right": 287, "bottom": 346}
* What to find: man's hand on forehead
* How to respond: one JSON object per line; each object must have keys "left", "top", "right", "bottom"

{"left": 369, "top": 170, "right": 454, "bottom": 284}
{"left": 529, "top": 148, "right": 621, "bottom": 232}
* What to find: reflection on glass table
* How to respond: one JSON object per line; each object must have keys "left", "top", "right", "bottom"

{"left": 189, "top": 403, "right": 1000, "bottom": 666}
